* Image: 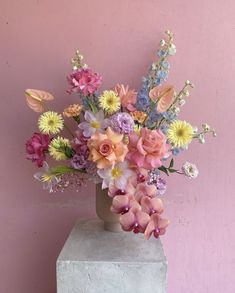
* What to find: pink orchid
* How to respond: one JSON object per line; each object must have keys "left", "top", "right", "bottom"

{"left": 134, "top": 182, "right": 157, "bottom": 202}
{"left": 114, "top": 84, "right": 137, "bottom": 112}
{"left": 141, "top": 196, "right": 164, "bottom": 215}
{"left": 111, "top": 194, "right": 139, "bottom": 214}
{"left": 120, "top": 207, "right": 150, "bottom": 234}
{"left": 127, "top": 127, "right": 170, "bottom": 170}
{"left": 145, "top": 214, "right": 170, "bottom": 240}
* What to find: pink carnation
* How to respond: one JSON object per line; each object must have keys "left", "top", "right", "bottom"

{"left": 126, "top": 128, "right": 170, "bottom": 170}
{"left": 67, "top": 68, "right": 102, "bottom": 96}
{"left": 26, "top": 133, "right": 51, "bottom": 167}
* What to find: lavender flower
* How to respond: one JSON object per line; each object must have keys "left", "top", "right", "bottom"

{"left": 109, "top": 112, "right": 134, "bottom": 134}
{"left": 70, "top": 154, "right": 88, "bottom": 169}
{"left": 148, "top": 170, "right": 167, "bottom": 195}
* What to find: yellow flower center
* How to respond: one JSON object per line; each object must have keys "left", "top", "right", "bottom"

{"left": 176, "top": 129, "right": 184, "bottom": 137}
{"left": 90, "top": 120, "right": 101, "bottom": 129}
{"left": 41, "top": 174, "right": 53, "bottom": 182}
{"left": 111, "top": 167, "right": 122, "bottom": 179}
{"left": 48, "top": 119, "right": 54, "bottom": 126}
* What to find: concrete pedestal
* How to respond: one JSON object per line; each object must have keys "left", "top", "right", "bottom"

{"left": 56, "top": 219, "right": 167, "bottom": 293}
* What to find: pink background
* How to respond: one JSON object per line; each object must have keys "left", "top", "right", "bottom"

{"left": 1, "top": 0, "right": 235, "bottom": 292}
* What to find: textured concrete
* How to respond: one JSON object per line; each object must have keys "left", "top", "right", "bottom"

{"left": 57, "top": 219, "right": 167, "bottom": 293}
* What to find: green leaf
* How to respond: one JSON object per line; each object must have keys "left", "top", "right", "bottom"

{"left": 158, "top": 166, "right": 169, "bottom": 176}
{"left": 88, "top": 100, "right": 98, "bottom": 113}
{"left": 64, "top": 146, "right": 75, "bottom": 158}
{"left": 169, "top": 158, "right": 174, "bottom": 168}
{"left": 168, "top": 168, "right": 178, "bottom": 173}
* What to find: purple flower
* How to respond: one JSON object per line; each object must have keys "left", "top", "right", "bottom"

{"left": 109, "top": 112, "right": 134, "bottom": 134}
{"left": 148, "top": 171, "right": 167, "bottom": 196}
{"left": 26, "top": 133, "right": 51, "bottom": 167}
{"left": 70, "top": 154, "right": 88, "bottom": 169}
{"left": 67, "top": 68, "right": 102, "bottom": 96}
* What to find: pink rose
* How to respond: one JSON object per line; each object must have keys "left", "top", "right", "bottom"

{"left": 127, "top": 128, "right": 170, "bottom": 169}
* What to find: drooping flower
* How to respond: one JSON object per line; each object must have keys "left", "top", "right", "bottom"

{"left": 149, "top": 85, "right": 174, "bottom": 113}
{"left": 119, "top": 206, "right": 150, "bottom": 234}
{"left": 26, "top": 132, "right": 51, "bottom": 167}
{"left": 127, "top": 127, "right": 170, "bottom": 170}
{"left": 145, "top": 213, "right": 170, "bottom": 240}
{"left": 78, "top": 110, "right": 109, "bottom": 137}
{"left": 25, "top": 89, "right": 54, "bottom": 113}
{"left": 182, "top": 162, "right": 199, "bottom": 179}
{"left": 38, "top": 111, "right": 64, "bottom": 135}
{"left": 114, "top": 84, "right": 137, "bottom": 112}
{"left": 109, "top": 112, "right": 134, "bottom": 134}
{"left": 88, "top": 127, "right": 128, "bottom": 169}
{"left": 67, "top": 68, "right": 102, "bottom": 96}
{"left": 167, "top": 120, "right": 194, "bottom": 148}
{"left": 111, "top": 194, "right": 139, "bottom": 214}
{"left": 99, "top": 90, "right": 121, "bottom": 114}
{"left": 49, "top": 137, "right": 71, "bottom": 161}
{"left": 97, "top": 161, "right": 135, "bottom": 190}
{"left": 34, "top": 162, "right": 60, "bottom": 193}
{"left": 63, "top": 104, "right": 83, "bottom": 118}
{"left": 141, "top": 196, "right": 164, "bottom": 216}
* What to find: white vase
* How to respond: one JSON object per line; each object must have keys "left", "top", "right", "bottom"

{"left": 95, "top": 183, "right": 122, "bottom": 232}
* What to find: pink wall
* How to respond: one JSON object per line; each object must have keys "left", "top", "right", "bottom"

{"left": 1, "top": 0, "right": 235, "bottom": 292}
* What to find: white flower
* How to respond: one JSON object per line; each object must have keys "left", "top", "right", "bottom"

{"left": 168, "top": 44, "right": 176, "bottom": 55}
{"left": 182, "top": 162, "right": 199, "bottom": 179}
{"left": 34, "top": 162, "right": 60, "bottom": 193}
{"left": 97, "top": 161, "right": 134, "bottom": 190}
{"left": 78, "top": 110, "right": 109, "bottom": 137}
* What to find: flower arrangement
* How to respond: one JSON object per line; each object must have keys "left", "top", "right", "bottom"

{"left": 25, "top": 30, "right": 216, "bottom": 240}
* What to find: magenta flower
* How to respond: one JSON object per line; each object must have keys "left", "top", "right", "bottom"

{"left": 67, "top": 68, "right": 102, "bottom": 96}
{"left": 26, "top": 132, "right": 51, "bottom": 167}
{"left": 140, "top": 196, "right": 164, "bottom": 215}
{"left": 120, "top": 207, "right": 150, "bottom": 234}
{"left": 145, "top": 214, "right": 170, "bottom": 240}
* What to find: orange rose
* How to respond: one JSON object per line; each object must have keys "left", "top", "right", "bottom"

{"left": 88, "top": 127, "right": 128, "bottom": 169}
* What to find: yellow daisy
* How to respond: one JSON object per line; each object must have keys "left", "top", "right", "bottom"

{"left": 99, "top": 90, "right": 121, "bottom": 114}
{"left": 38, "top": 111, "right": 64, "bottom": 134}
{"left": 49, "top": 137, "right": 71, "bottom": 161}
{"left": 167, "top": 120, "right": 194, "bottom": 148}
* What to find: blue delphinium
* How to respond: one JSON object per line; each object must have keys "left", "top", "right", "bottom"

{"left": 135, "top": 87, "right": 151, "bottom": 111}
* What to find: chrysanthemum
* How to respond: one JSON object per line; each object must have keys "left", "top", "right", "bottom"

{"left": 99, "top": 90, "right": 121, "bottom": 114}
{"left": 167, "top": 120, "right": 194, "bottom": 148}
{"left": 38, "top": 111, "right": 64, "bottom": 134}
{"left": 49, "top": 137, "right": 71, "bottom": 161}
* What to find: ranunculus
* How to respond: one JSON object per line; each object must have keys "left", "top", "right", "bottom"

{"left": 67, "top": 68, "right": 102, "bottom": 96}
{"left": 26, "top": 133, "right": 51, "bottom": 167}
{"left": 126, "top": 128, "right": 170, "bottom": 169}
{"left": 114, "top": 84, "right": 137, "bottom": 112}
{"left": 88, "top": 127, "right": 128, "bottom": 169}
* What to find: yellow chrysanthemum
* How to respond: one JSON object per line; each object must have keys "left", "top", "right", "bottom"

{"left": 167, "top": 120, "right": 194, "bottom": 148}
{"left": 38, "top": 111, "right": 64, "bottom": 134}
{"left": 49, "top": 137, "right": 71, "bottom": 161}
{"left": 99, "top": 90, "right": 121, "bottom": 114}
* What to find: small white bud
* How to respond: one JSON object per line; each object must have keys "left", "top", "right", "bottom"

{"left": 199, "top": 134, "right": 205, "bottom": 144}
{"left": 179, "top": 99, "right": 186, "bottom": 106}
{"left": 160, "top": 39, "right": 165, "bottom": 46}
{"left": 202, "top": 123, "right": 210, "bottom": 131}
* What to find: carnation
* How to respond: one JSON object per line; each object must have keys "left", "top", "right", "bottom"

{"left": 26, "top": 133, "right": 51, "bottom": 167}
{"left": 67, "top": 68, "right": 102, "bottom": 96}
{"left": 109, "top": 112, "right": 134, "bottom": 134}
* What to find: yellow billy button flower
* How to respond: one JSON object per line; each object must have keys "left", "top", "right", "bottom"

{"left": 49, "top": 137, "right": 71, "bottom": 161}
{"left": 167, "top": 120, "right": 194, "bottom": 148}
{"left": 38, "top": 111, "right": 64, "bottom": 135}
{"left": 99, "top": 90, "right": 121, "bottom": 114}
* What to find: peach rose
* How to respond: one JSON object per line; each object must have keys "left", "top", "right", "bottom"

{"left": 88, "top": 127, "right": 128, "bottom": 169}
{"left": 126, "top": 127, "right": 170, "bottom": 169}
